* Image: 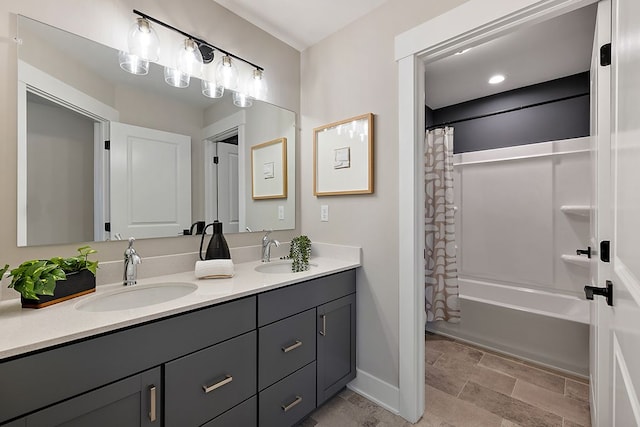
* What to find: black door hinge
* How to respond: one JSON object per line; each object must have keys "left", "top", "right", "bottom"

{"left": 600, "top": 43, "right": 611, "bottom": 66}
{"left": 600, "top": 240, "right": 610, "bottom": 263}
{"left": 213, "top": 156, "right": 219, "bottom": 164}
{"left": 104, "top": 222, "right": 111, "bottom": 232}
{"left": 584, "top": 280, "right": 613, "bottom": 306}
{"left": 104, "top": 140, "right": 111, "bottom": 150}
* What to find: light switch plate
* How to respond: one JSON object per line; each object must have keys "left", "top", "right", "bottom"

{"left": 320, "top": 205, "right": 329, "bottom": 222}
{"left": 278, "top": 205, "right": 285, "bottom": 220}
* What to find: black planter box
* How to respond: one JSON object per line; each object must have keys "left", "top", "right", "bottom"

{"left": 21, "top": 269, "right": 96, "bottom": 309}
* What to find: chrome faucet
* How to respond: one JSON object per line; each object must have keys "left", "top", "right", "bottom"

{"left": 261, "top": 231, "right": 280, "bottom": 262}
{"left": 123, "top": 237, "right": 142, "bottom": 286}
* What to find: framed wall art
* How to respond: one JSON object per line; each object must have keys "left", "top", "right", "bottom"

{"left": 251, "top": 137, "right": 287, "bottom": 199}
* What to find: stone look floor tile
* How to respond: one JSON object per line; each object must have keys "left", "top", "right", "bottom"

{"left": 347, "top": 393, "right": 411, "bottom": 426}
{"left": 459, "top": 381, "right": 563, "bottom": 427}
{"left": 565, "top": 379, "right": 590, "bottom": 403}
{"left": 425, "top": 362, "right": 469, "bottom": 397}
{"left": 307, "top": 395, "right": 379, "bottom": 426}
{"left": 425, "top": 384, "right": 504, "bottom": 426}
{"left": 563, "top": 420, "right": 587, "bottom": 427}
{"left": 468, "top": 365, "right": 517, "bottom": 396}
{"left": 501, "top": 420, "right": 521, "bottom": 427}
{"left": 479, "top": 353, "right": 566, "bottom": 394}
{"left": 512, "top": 380, "right": 591, "bottom": 427}
{"left": 426, "top": 346, "right": 444, "bottom": 365}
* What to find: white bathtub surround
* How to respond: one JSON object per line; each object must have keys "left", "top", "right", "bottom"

{"left": 425, "top": 127, "right": 460, "bottom": 323}
{"left": 0, "top": 242, "right": 361, "bottom": 359}
{"left": 433, "top": 137, "right": 592, "bottom": 377}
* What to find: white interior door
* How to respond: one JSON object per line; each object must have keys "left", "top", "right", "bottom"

{"left": 588, "top": 1, "right": 612, "bottom": 425}
{"left": 109, "top": 122, "right": 191, "bottom": 239}
{"left": 216, "top": 142, "right": 240, "bottom": 233}
{"left": 606, "top": 0, "right": 640, "bottom": 424}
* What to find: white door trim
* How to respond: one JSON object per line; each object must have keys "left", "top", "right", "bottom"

{"left": 395, "top": 0, "right": 599, "bottom": 422}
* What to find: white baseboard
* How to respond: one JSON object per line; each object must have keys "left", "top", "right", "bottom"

{"left": 347, "top": 369, "right": 400, "bottom": 415}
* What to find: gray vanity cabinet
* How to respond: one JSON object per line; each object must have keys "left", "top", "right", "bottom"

{"left": 17, "top": 368, "right": 161, "bottom": 427}
{"left": 317, "top": 293, "right": 357, "bottom": 405}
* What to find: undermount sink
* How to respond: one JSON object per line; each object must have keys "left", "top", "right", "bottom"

{"left": 254, "top": 260, "right": 318, "bottom": 274}
{"left": 75, "top": 282, "right": 197, "bottom": 312}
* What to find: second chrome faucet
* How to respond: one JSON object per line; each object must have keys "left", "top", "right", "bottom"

{"left": 261, "top": 231, "right": 280, "bottom": 262}
{"left": 123, "top": 237, "right": 142, "bottom": 286}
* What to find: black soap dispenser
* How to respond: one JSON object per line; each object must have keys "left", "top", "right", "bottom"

{"left": 199, "top": 221, "right": 231, "bottom": 260}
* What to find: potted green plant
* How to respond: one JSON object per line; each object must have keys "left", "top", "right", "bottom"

{"left": 289, "top": 235, "right": 311, "bottom": 273}
{"left": 0, "top": 246, "right": 98, "bottom": 308}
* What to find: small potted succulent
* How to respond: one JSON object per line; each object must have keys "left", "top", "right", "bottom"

{"left": 0, "top": 246, "right": 98, "bottom": 308}
{"left": 289, "top": 235, "right": 311, "bottom": 273}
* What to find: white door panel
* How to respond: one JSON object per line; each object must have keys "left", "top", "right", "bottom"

{"left": 217, "top": 142, "right": 240, "bottom": 233}
{"left": 608, "top": 0, "right": 640, "bottom": 424}
{"left": 110, "top": 122, "right": 191, "bottom": 239}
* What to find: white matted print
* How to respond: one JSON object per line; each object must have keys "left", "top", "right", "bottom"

{"left": 251, "top": 138, "right": 287, "bottom": 199}
{"left": 314, "top": 113, "right": 373, "bottom": 196}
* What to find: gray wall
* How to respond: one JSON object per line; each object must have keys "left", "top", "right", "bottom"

{"left": 430, "top": 72, "right": 590, "bottom": 153}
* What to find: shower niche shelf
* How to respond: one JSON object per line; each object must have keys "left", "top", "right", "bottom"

{"left": 560, "top": 205, "right": 591, "bottom": 217}
{"left": 561, "top": 254, "right": 590, "bottom": 267}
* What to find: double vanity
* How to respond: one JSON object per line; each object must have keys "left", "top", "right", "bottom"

{"left": 0, "top": 249, "right": 360, "bottom": 427}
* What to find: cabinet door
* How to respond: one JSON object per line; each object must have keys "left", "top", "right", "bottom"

{"left": 316, "top": 293, "right": 356, "bottom": 405}
{"left": 23, "top": 368, "right": 161, "bottom": 427}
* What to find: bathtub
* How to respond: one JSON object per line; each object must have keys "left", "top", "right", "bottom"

{"left": 427, "top": 278, "right": 590, "bottom": 377}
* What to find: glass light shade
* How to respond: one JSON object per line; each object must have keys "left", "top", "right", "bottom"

{"left": 215, "top": 55, "right": 239, "bottom": 90}
{"left": 118, "top": 50, "right": 149, "bottom": 75}
{"left": 246, "top": 69, "right": 268, "bottom": 100}
{"left": 177, "top": 39, "right": 204, "bottom": 77}
{"left": 233, "top": 91, "right": 253, "bottom": 108}
{"left": 202, "top": 79, "right": 224, "bottom": 98}
{"left": 128, "top": 18, "right": 160, "bottom": 62}
{"left": 164, "top": 66, "right": 190, "bottom": 88}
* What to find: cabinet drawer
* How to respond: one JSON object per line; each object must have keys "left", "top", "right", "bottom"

{"left": 258, "top": 269, "right": 356, "bottom": 326}
{"left": 259, "top": 362, "right": 316, "bottom": 427}
{"left": 165, "top": 331, "right": 256, "bottom": 427}
{"left": 259, "top": 309, "right": 316, "bottom": 390}
{"left": 202, "top": 396, "right": 257, "bottom": 427}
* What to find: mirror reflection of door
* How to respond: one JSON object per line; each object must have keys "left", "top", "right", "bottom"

{"left": 215, "top": 135, "right": 240, "bottom": 233}
{"left": 25, "top": 92, "right": 98, "bottom": 246}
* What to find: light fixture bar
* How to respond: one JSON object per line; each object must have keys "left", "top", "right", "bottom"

{"left": 132, "top": 9, "right": 264, "bottom": 71}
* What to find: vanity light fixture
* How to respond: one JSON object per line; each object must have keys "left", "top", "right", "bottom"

{"left": 489, "top": 74, "right": 505, "bottom": 84}
{"left": 119, "top": 9, "right": 267, "bottom": 103}
{"left": 233, "top": 91, "right": 253, "bottom": 108}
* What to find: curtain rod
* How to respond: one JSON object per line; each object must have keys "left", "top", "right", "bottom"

{"left": 427, "top": 92, "right": 588, "bottom": 131}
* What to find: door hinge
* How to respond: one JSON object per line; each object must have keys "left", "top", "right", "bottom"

{"left": 600, "top": 240, "right": 610, "bottom": 263}
{"left": 104, "top": 222, "right": 111, "bottom": 232}
{"left": 213, "top": 156, "right": 219, "bottom": 164}
{"left": 104, "top": 140, "right": 111, "bottom": 150}
{"left": 584, "top": 280, "right": 613, "bottom": 306}
{"left": 600, "top": 43, "right": 611, "bottom": 67}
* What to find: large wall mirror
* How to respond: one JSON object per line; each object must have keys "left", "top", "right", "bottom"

{"left": 17, "top": 15, "right": 296, "bottom": 247}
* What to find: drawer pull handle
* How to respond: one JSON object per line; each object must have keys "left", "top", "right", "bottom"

{"left": 282, "top": 396, "right": 303, "bottom": 412}
{"left": 282, "top": 340, "right": 303, "bottom": 353}
{"left": 202, "top": 375, "right": 233, "bottom": 393}
{"left": 149, "top": 385, "right": 157, "bottom": 422}
{"left": 320, "top": 314, "right": 326, "bottom": 336}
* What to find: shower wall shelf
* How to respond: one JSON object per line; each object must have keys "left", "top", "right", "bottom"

{"left": 560, "top": 205, "right": 591, "bottom": 217}
{"left": 561, "top": 254, "right": 591, "bottom": 267}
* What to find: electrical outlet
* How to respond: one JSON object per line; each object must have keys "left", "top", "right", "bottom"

{"left": 320, "top": 205, "right": 329, "bottom": 222}
{"left": 278, "top": 206, "right": 285, "bottom": 220}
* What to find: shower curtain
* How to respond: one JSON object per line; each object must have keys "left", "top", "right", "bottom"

{"left": 424, "top": 127, "right": 460, "bottom": 323}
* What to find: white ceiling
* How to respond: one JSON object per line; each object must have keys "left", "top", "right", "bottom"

{"left": 425, "top": 4, "right": 597, "bottom": 109}
{"left": 213, "top": 0, "right": 388, "bottom": 51}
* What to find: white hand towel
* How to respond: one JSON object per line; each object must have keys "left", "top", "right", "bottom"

{"left": 195, "top": 259, "right": 234, "bottom": 279}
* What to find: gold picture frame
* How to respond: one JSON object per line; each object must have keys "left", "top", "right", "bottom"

{"left": 313, "top": 113, "right": 374, "bottom": 196}
{"left": 251, "top": 137, "right": 288, "bottom": 199}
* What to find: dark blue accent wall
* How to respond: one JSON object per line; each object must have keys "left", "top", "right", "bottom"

{"left": 427, "top": 72, "right": 590, "bottom": 154}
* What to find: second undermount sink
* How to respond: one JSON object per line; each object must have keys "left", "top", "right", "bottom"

{"left": 254, "top": 260, "right": 318, "bottom": 274}
{"left": 75, "top": 282, "right": 197, "bottom": 312}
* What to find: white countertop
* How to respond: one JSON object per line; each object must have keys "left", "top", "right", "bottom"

{"left": 0, "top": 253, "right": 360, "bottom": 360}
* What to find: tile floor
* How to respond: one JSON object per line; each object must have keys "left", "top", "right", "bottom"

{"left": 300, "top": 333, "right": 591, "bottom": 427}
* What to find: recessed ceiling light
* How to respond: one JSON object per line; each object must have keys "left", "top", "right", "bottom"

{"left": 454, "top": 48, "right": 472, "bottom": 56}
{"left": 489, "top": 74, "right": 505, "bottom": 84}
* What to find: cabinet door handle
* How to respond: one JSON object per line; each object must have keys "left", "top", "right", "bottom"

{"left": 202, "top": 375, "right": 233, "bottom": 393}
{"left": 282, "top": 340, "right": 303, "bottom": 353}
{"left": 282, "top": 396, "right": 303, "bottom": 412}
{"left": 149, "top": 385, "right": 157, "bottom": 422}
{"left": 320, "top": 314, "right": 326, "bottom": 336}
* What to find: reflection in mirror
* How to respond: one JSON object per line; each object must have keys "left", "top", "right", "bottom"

{"left": 17, "top": 15, "right": 295, "bottom": 247}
